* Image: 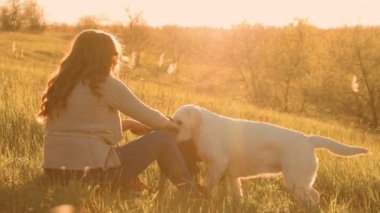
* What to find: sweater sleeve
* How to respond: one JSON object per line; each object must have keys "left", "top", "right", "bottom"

{"left": 100, "top": 77, "right": 171, "bottom": 129}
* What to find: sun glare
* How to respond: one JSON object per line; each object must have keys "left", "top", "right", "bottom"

{"left": 37, "top": 0, "right": 380, "bottom": 28}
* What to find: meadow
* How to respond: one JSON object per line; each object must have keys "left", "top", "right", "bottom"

{"left": 0, "top": 31, "right": 379, "bottom": 212}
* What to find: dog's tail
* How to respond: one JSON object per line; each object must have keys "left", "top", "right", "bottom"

{"left": 309, "top": 135, "right": 368, "bottom": 157}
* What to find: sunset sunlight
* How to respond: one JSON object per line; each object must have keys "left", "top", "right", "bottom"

{"left": 1, "top": 0, "right": 379, "bottom": 212}
{"left": 37, "top": 0, "right": 380, "bottom": 28}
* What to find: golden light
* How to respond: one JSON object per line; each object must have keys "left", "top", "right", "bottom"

{"left": 36, "top": 0, "right": 380, "bottom": 28}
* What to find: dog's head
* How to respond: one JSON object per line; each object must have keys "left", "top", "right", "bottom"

{"left": 172, "top": 105, "right": 202, "bottom": 142}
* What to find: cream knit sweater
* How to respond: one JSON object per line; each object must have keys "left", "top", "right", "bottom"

{"left": 43, "top": 76, "right": 171, "bottom": 170}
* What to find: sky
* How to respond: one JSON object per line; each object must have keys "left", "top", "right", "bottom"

{"left": 32, "top": 0, "right": 380, "bottom": 28}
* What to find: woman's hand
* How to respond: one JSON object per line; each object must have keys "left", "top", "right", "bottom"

{"left": 122, "top": 119, "right": 152, "bottom": 135}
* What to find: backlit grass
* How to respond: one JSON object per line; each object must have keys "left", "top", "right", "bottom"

{"left": 0, "top": 31, "right": 379, "bottom": 212}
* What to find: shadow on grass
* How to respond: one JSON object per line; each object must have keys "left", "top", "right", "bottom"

{"left": 0, "top": 173, "right": 152, "bottom": 212}
{"left": 0, "top": 174, "right": 84, "bottom": 212}
{"left": 0, "top": 172, "right": 324, "bottom": 212}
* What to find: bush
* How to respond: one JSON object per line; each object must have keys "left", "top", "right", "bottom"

{"left": 0, "top": 0, "right": 45, "bottom": 32}
{"left": 0, "top": 0, "right": 23, "bottom": 31}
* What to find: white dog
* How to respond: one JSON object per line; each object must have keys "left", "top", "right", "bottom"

{"left": 172, "top": 104, "right": 368, "bottom": 206}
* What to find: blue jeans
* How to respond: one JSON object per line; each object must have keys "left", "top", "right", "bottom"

{"left": 44, "top": 131, "right": 193, "bottom": 186}
{"left": 116, "top": 130, "right": 193, "bottom": 185}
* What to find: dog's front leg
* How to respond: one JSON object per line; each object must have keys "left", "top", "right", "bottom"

{"left": 206, "top": 159, "right": 228, "bottom": 194}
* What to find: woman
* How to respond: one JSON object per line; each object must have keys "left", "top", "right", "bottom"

{"left": 38, "top": 29, "right": 200, "bottom": 193}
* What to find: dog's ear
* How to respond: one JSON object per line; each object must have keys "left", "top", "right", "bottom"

{"left": 187, "top": 107, "right": 202, "bottom": 130}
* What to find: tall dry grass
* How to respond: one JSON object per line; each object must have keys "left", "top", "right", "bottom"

{"left": 0, "top": 31, "right": 379, "bottom": 212}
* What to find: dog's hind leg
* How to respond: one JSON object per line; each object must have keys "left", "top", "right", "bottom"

{"left": 282, "top": 154, "right": 319, "bottom": 207}
{"left": 289, "top": 185, "right": 319, "bottom": 207}
{"left": 309, "top": 187, "right": 320, "bottom": 204}
{"left": 228, "top": 177, "right": 243, "bottom": 198}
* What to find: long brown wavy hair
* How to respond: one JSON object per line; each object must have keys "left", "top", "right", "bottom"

{"left": 38, "top": 29, "right": 122, "bottom": 121}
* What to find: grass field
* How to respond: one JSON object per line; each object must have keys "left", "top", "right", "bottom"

{"left": 0, "top": 31, "right": 379, "bottom": 212}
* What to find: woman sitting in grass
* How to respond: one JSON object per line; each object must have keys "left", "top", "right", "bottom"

{"left": 38, "top": 29, "right": 202, "bottom": 195}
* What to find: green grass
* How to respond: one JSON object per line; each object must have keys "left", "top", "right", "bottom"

{"left": 0, "top": 31, "right": 379, "bottom": 212}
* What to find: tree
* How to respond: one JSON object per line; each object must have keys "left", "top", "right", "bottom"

{"left": 0, "top": 0, "right": 23, "bottom": 31}
{"left": 122, "top": 9, "right": 150, "bottom": 68}
{"left": 225, "top": 22, "right": 269, "bottom": 105}
{"left": 159, "top": 25, "right": 194, "bottom": 73}
{"left": 76, "top": 15, "right": 101, "bottom": 31}
{"left": 0, "top": 0, "right": 45, "bottom": 31}
{"left": 23, "top": 0, "right": 45, "bottom": 31}
{"left": 325, "top": 26, "right": 380, "bottom": 128}
{"left": 268, "top": 19, "right": 317, "bottom": 111}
